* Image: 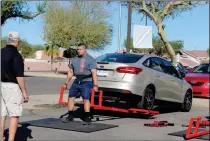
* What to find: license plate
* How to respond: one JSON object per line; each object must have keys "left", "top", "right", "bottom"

{"left": 97, "top": 70, "right": 108, "bottom": 77}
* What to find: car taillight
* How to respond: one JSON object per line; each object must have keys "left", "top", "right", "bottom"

{"left": 116, "top": 66, "right": 143, "bottom": 74}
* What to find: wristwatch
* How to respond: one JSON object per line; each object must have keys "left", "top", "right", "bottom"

{"left": 93, "top": 85, "right": 98, "bottom": 87}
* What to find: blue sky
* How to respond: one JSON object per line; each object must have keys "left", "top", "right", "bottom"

{"left": 1, "top": 1, "right": 209, "bottom": 57}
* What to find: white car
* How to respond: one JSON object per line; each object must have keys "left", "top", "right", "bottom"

{"left": 95, "top": 53, "right": 193, "bottom": 112}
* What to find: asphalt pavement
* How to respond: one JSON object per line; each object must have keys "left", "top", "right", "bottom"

{"left": 25, "top": 76, "right": 73, "bottom": 95}
{"left": 2, "top": 106, "right": 209, "bottom": 140}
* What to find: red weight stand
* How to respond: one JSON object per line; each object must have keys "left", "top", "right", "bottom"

{"left": 58, "top": 86, "right": 159, "bottom": 116}
{"left": 144, "top": 120, "right": 174, "bottom": 127}
{"left": 184, "top": 116, "right": 210, "bottom": 140}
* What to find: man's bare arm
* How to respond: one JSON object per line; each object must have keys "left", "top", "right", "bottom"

{"left": 91, "top": 69, "right": 98, "bottom": 86}
{"left": 16, "top": 77, "right": 27, "bottom": 93}
{"left": 65, "top": 68, "right": 74, "bottom": 84}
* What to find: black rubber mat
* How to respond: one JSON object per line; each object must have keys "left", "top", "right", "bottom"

{"left": 19, "top": 118, "right": 118, "bottom": 133}
{"left": 168, "top": 128, "right": 209, "bottom": 140}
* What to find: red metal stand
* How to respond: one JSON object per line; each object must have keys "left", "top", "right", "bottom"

{"left": 184, "top": 116, "right": 210, "bottom": 140}
{"left": 58, "top": 86, "right": 159, "bottom": 116}
{"left": 58, "top": 86, "right": 68, "bottom": 105}
{"left": 144, "top": 120, "right": 174, "bottom": 127}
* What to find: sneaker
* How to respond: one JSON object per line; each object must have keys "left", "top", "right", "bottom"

{"left": 83, "top": 116, "right": 91, "bottom": 125}
{"left": 62, "top": 115, "right": 74, "bottom": 123}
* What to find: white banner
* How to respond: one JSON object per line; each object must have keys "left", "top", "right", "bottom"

{"left": 133, "top": 25, "right": 153, "bottom": 49}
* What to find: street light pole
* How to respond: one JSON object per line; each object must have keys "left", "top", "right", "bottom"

{"left": 126, "top": 1, "right": 132, "bottom": 53}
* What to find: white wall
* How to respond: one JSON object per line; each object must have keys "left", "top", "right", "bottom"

{"left": 35, "top": 51, "right": 43, "bottom": 60}
{"left": 24, "top": 59, "right": 48, "bottom": 62}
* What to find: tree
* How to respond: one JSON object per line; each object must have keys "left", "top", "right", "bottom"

{"left": 1, "top": 38, "right": 32, "bottom": 58}
{"left": 43, "top": 44, "right": 59, "bottom": 71}
{"left": 1, "top": 1, "right": 46, "bottom": 25}
{"left": 1, "top": 38, "right": 6, "bottom": 48}
{"left": 31, "top": 44, "right": 44, "bottom": 52}
{"left": 42, "top": 1, "right": 112, "bottom": 51}
{"left": 123, "top": 36, "right": 183, "bottom": 56}
{"left": 19, "top": 39, "right": 32, "bottom": 58}
{"left": 27, "top": 44, "right": 44, "bottom": 58}
{"left": 131, "top": 0, "right": 205, "bottom": 66}
{"left": 152, "top": 36, "right": 184, "bottom": 56}
{"left": 123, "top": 37, "right": 134, "bottom": 49}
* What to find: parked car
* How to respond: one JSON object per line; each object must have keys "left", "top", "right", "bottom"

{"left": 184, "top": 63, "right": 210, "bottom": 98}
{"left": 95, "top": 53, "right": 193, "bottom": 112}
{"left": 186, "top": 66, "right": 198, "bottom": 74}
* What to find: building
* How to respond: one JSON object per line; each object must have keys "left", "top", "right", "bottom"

{"left": 176, "top": 50, "right": 209, "bottom": 68}
{"left": 24, "top": 50, "right": 69, "bottom": 72}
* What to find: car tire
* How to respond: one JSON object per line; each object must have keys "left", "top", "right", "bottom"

{"left": 137, "top": 87, "right": 155, "bottom": 110}
{"left": 181, "top": 91, "right": 192, "bottom": 112}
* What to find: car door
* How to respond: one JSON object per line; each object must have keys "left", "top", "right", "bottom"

{"left": 159, "top": 59, "right": 184, "bottom": 102}
{"left": 143, "top": 57, "right": 170, "bottom": 100}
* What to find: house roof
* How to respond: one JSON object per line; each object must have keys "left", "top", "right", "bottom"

{"left": 180, "top": 58, "right": 200, "bottom": 67}
{"left": 183, "top": 50, "right": 209, "bottom": 58}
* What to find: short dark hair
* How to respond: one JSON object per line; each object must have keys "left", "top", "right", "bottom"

{"left": 78, "top": 43, "right": 87, "bottom": 49}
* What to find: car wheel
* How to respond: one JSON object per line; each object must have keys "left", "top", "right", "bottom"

{"left": 181, "top": 91, "right": 192, "bottom": 112}
{"left": 137, "top": 87, "right": 155, "bottom": 110}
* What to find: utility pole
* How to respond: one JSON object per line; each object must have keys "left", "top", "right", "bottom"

{"left": 126, "top": 1, "right": 132, "bottom": 53}
{"left": 117, "top": 1, "right": 122, "bottom": 53}
{"left": 145, "top": 15, "right": 147, "bottom": 26}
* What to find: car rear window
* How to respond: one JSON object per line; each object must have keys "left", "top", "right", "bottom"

{"left": 95, "top": 53, "right": 144, "bottom": 63}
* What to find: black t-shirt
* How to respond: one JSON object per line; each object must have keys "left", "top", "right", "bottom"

{"left": 1, "top": 45, "right": 24, "bottom": 84}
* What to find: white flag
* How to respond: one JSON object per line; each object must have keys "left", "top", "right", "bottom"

{"left": 133, "top": 25, "right": 153, "bottom": 49}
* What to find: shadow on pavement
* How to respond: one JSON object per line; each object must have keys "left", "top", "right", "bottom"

{"left": 4, "top": 124, "right": 33, "bottom": 141}
{"left": 154, "top": 106, "right": 181, "bottom": 114}
{"left": 72, "top": 101, "right": 183, "bottom": 120}
{"left": 193, "top": 96, "right": 210, "bottom": 99}
{"left": 70, "top": 104, "right": 157, "bottom": 121}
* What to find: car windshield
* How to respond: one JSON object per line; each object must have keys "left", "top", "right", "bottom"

{"left": 95, "top": 53, "right": 144, "bottom": 63}
{"left": 192, "top": 64, "right": 210, "bottom": 74}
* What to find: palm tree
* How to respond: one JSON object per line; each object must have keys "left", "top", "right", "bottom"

{"left": 43, "top": 44, "right": 59, "bottom": 71}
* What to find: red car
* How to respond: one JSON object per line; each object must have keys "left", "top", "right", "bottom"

{"left": 186, "top": 66, "right": 198, "bottom": 74}
{"left": 184, "top": 63, "right": 210, "bottom": 98}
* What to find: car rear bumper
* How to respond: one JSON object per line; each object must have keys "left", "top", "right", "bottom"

{"left": 192, "top": 86, "right": 210, "bottom": 98}
{"left": 98, "top": 80, "right": 145, "bottom": 96}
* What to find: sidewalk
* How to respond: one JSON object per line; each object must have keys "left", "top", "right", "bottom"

{"left": 192, "top": 98, "right": 209, "bottom": 108}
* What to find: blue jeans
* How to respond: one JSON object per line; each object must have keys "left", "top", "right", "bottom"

{"left": 69, "top": 81, "right": 93, "bottom": 100}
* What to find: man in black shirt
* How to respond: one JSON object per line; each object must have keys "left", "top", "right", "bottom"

{"left": 1, "top": 32, "right": 29, "bottom": 141}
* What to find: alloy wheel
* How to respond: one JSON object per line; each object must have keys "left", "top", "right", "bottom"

{"left": 184, "top": 92, "right": 192, "bottom": 111}
{"left": 144, "top": 89, "right": 155, "bottom": 110}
